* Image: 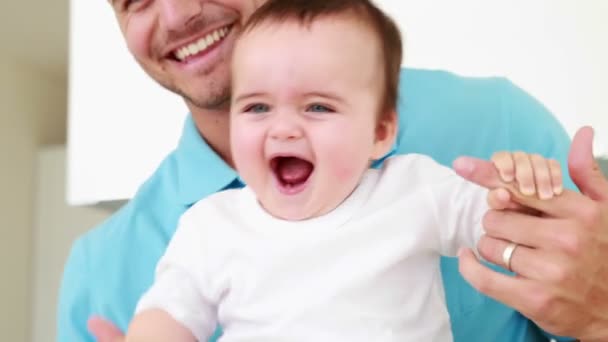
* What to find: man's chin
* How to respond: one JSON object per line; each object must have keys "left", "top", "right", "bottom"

{"left": 167, "top": 82, "right": 231, "bottom": 111}
{"left": 184, "top": 92, "right": 231, "bottom": 111}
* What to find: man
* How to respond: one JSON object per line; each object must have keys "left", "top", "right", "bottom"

{"left": 59, "top": 0, "right": 608, "bottom": 341}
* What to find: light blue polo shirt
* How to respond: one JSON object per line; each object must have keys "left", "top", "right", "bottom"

{"left": 57, "top": 68, "right": 575, "bottom": 342}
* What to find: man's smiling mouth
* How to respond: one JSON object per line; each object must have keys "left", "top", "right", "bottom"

{"left": 172, "top": 24, "right": 233, "bottom": 62}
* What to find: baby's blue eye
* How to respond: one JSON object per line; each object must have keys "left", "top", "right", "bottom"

{"left": 245, "top": 103, "right": 270, "bottom": 113}
{"left": 307, "top": 104, "right": 334, "bottom": 113}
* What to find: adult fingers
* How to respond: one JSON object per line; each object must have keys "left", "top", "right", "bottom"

{"left": 458, "top": 248, "right": 540, "bottom": 315}
{"left": 481, "top": 210, "right": 564, "bottom": 249}
{"left": 568, "top": 126, "right": 608, "bottom": 201}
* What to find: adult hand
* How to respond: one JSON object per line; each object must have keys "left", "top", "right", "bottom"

{"left": 453, "top": 126, "right": 608, "bottom": 341}
{"left": 88, "top": 316, "right": 125, "bottom": 342}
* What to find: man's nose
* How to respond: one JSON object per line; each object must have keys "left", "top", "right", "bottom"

{"left": 158, "top": 0, "right": 203, "bottom": 32}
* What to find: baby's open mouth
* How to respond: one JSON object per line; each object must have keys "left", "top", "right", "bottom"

{"left": 270, "top": 156, "right": 314, "bottom": 191}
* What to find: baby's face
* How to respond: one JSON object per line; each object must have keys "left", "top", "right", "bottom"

{"left": 230, "top": 16, "right": 395, "bottom": 221}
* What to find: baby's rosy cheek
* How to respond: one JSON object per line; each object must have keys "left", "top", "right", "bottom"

{"left": 322, "top": 148, "right": 358, "bottom": 180}
{"left": 330, "top": 160, "right": 362, "bottom": 184}
{"left": 232, "top": 126, "right": 259, "bottom": 151}
{"left": 231, "top": 134, "right": 261, "bottom": 174}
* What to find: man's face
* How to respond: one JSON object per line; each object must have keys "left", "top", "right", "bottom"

{"left": 110, "top": 0, "right": 265, "bottom": 110}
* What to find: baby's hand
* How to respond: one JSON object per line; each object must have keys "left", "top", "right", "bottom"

{"left": 487, "top": 152, "right": 564, "bottom": 210}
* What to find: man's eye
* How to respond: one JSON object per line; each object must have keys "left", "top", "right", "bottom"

{"left": 123, "top": 0, "right": 144, "bottom": 11}
{"left": 244, "top": 103, "right": 270, "bottom": 113}
{"left": 307, "top": 104, "right": 334, "bottom": 113}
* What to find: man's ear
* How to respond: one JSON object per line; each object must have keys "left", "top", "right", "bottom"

{"left": 371, "top": 110, "right": 398, "bottom": 160}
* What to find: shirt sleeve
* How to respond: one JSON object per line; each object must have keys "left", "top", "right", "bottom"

{"left": 56, "top": 239, "right": 95, "bottom": 342}
{"left": 425, "top": 161, "right": 489, "bottom": 257}
{"left": 136, "top": 209, "right": 218, "bottom": 342}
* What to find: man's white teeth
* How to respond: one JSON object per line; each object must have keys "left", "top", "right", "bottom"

{"left": 174, "top": 26, "right": 230, "bottom": 61}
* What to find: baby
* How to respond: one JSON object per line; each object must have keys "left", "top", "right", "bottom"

{"left": 126, "top": 0, "right": 564, "bottom": 341}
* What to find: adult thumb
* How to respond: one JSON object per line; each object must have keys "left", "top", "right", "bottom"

{"left": 568, "top": 126, "right": 608, "bottom": 201}
{"left": 87, "top": 316, "right": 125, "bottom": 342}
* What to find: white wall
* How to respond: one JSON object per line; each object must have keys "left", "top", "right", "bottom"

{"left": 68, "top": 0, "right": 608, "bottom": 205}
{"left": 68, "top": 0, "right": 187, "bottom": 205}
{"left": 0, "top": 57, "right": 67, "bottom": 342}
{"left": 31, "top": 147, "right": 113, "bottom": 342}
{"left": 376, "top": 0, "right": 608, "bottom": 155}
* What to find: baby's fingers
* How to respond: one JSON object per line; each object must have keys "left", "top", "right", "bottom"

{"left": 491, "top": 152, "right": 515, "bottom": 183}
{"left": 530, "top": 154, "right": 553, "bottom": 200}
{"left": 548, "top": 159, "right": 564, "bottom": 195}
{"left": 513, "top": 152, "right": 536, "bottom": 197}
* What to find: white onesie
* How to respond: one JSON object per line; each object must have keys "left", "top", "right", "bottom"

{"left": 137, "top": 154, "right": 488, "bottom": 342}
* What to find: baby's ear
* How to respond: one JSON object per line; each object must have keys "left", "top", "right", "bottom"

{"left": 372, "top": 110, "right": 398, "bottom": 160}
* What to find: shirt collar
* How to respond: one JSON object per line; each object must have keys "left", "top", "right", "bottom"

{"left": 176, "top": 114, "right": 238, "bottom": 205}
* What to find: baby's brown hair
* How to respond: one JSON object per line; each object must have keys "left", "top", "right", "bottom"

{"left": 241, "top": 0, "right": 403, "bottom": 116}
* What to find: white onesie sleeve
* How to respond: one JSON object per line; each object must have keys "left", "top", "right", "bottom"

{"left": 136, "top": 207, "right": 218, "bottom": 342}
{"left": 423, "top": 157, "right": 489, "bottom": 256}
